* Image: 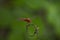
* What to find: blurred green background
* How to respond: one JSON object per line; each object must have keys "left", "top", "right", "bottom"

{"left": 0, "top": 0, "right": 60, "bottom": 40}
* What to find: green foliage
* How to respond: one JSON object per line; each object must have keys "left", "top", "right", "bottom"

{"left": 0, "top": 0, "right": 60, "bottom": 40}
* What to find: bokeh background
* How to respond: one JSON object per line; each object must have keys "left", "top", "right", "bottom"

{"left": 0, "top": 0, "right": 60, "bottom": 40}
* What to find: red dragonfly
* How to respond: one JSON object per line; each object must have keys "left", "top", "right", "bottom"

{"left": 18, "top": 16, "right": 37, "bottom": 23}
{"left": 19, "top": 18, "right": 31, "bottom": 23}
